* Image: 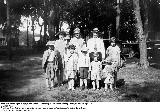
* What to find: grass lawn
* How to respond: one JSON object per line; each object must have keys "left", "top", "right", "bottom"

{"left": 0, "top": 56, "right": 160, "bottom": 102}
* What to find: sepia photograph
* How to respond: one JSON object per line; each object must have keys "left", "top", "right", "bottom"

{"left": 1, "top": 0, "right": 160, "bottom": 107}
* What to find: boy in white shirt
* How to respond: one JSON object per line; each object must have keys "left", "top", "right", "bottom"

{"left": 77, "top": 45, "right": 90, "bottom": 90}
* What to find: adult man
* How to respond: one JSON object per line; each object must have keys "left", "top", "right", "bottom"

{"left": 42, "top": 41, "right": 58, "bottom": 91}
{"left": 87, "top": 28, "right": 105, "bottom": 61}
{"left": 54, "top": 31, "right": 67, "bottom": 86}
{"left": 69, "top": 28, "right": 85, "bottom": 56}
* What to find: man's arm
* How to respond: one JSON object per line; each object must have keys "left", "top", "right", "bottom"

{"left": 100, "top": 39, "right": 105, "bottom": 59}
{"left": 86, "top": 39, "right": 91, "bottom": 53}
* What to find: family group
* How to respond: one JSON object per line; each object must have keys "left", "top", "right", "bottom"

{"left": 42, "top": 27, "right": 121, "bottom": 91}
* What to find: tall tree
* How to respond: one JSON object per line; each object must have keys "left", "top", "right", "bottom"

{"left": 116, "top": 0, "right": 122, "bottom": 40}
{"left": 133, "top": 0, "right": 149, "bottom": 68}
{"left": 6, "top": 0, "right": 12, "bottom": 60}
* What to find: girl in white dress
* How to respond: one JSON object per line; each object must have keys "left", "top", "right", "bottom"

{"left": 90, "top": 56, "right": 102, "bottom": 90}
{"left": 102, "top": 63, "right": 115, "bottom": 91}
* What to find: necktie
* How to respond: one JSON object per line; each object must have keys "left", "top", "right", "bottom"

{"left": 94, "top": 39, "right": 97, "bottom": 51}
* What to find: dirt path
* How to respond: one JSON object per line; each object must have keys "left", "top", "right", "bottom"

{"left": 0, "top": 56, "right": 160, "bottom": 102}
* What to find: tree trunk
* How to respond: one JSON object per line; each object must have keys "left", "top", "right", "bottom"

{"left": 31, "top": 19, "right": 35, "bottom": 48}
{"left": 116, "top": 4, "right": 120, "bottom": 40}
{"left": 48, "top": 9, "right": 56, "bottom": 40}
{"left": 43, "top": 20, "right": 48, "bottom": 42}
{"left": 133, "top": 0, "right": 149, "bottom": 68}
{"left": 55, "top": 17, "right": 60, "bottom": 40}
{"left": 6, "top": 0, "right": 12, "bottom": 60}
{"left": 43, "top": 0, "right": 48, "bottom": 43}
{"left": 48, "top": 20, "right": 55, "bottom": 40}
{"left": 38, "top": 19, "right": 43, "bottom": 42}
{"left": 40, "top": 26, "right": 42, "bottom": 41}
{"left": 27, "top": 19, "right": 29, "bottom": 47}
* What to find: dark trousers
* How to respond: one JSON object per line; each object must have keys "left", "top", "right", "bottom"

{"left": 79, "top": 67, "right": 89, "bottom": 79}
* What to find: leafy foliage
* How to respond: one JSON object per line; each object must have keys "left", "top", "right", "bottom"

{"left": 0, "top": 0, "right": 155, "bottom": 40}
{"left": 0, "top": 0, "right": 6, "bottom": 25}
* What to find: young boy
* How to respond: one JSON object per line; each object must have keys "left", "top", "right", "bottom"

{"left": 90, "top": 56, "right": 102, "bottom": 90}
{"left": 77, "top": 45, "right": 90, "bottom": 90}
{"left": 42, "top": 41, "right": 58, "bottom": 91}
{"left": 65, "top": 44, "right": 78, "bottom": 90}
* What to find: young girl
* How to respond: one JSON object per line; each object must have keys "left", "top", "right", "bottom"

{"left": 65, "top": 44, "right": 78, "bottom": 90}
{"left": 90, "top": 56, "right": 102, "bottom": 90}
{"left": 102, "top": 62, "right": 115, "bottom": 91}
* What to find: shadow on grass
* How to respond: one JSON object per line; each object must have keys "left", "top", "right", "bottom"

{"left": 0, "top": 57, "right": 43, "bottom": 102}
{"left": 0, "top": 91, "right": 42, "bottom": 102}
{"left": 119, "top": 81, "right": 160, "bottom": 102}
{"left": 0, "top": 69, "right": 42, "bottom": 87}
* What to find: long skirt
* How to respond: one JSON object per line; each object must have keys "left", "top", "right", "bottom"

{"left": 56, "top": 51, "right": 65, "bottom": 85}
